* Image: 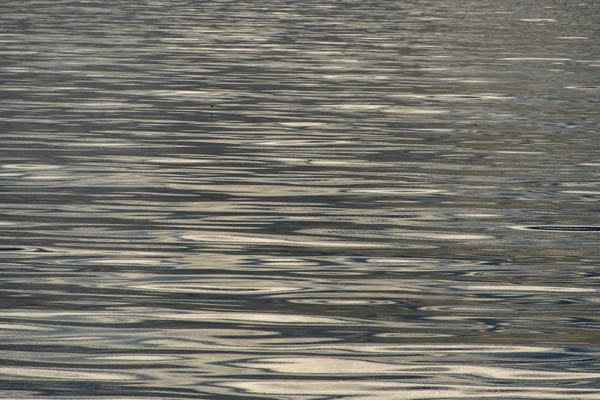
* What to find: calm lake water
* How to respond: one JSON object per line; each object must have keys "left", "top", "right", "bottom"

{"left": 1, "top": 0, "right": 599, "bottom": 399}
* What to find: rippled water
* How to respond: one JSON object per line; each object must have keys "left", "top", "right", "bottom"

{"left": 1, "top": 0, "right": 599, "bottom": 398}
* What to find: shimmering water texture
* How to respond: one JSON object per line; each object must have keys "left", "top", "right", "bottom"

{"left": 1, "top": 0, "right": 599, "bottom": 399}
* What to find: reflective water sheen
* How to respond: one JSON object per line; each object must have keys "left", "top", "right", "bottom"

{"left": 1, "top": 0, "right": 599, "bottom": 398}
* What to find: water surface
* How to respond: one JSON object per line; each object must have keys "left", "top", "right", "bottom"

{"left": 1, "top": 0, "right": 599, "bottom": 398}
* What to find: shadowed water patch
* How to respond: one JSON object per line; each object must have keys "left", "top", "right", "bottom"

{"left": 0, "top": 246, "right": 51, "bottom": 253}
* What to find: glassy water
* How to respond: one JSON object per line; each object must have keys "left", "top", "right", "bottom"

{"left": 1, "top": 0, "right": 599, "bottom": 398}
